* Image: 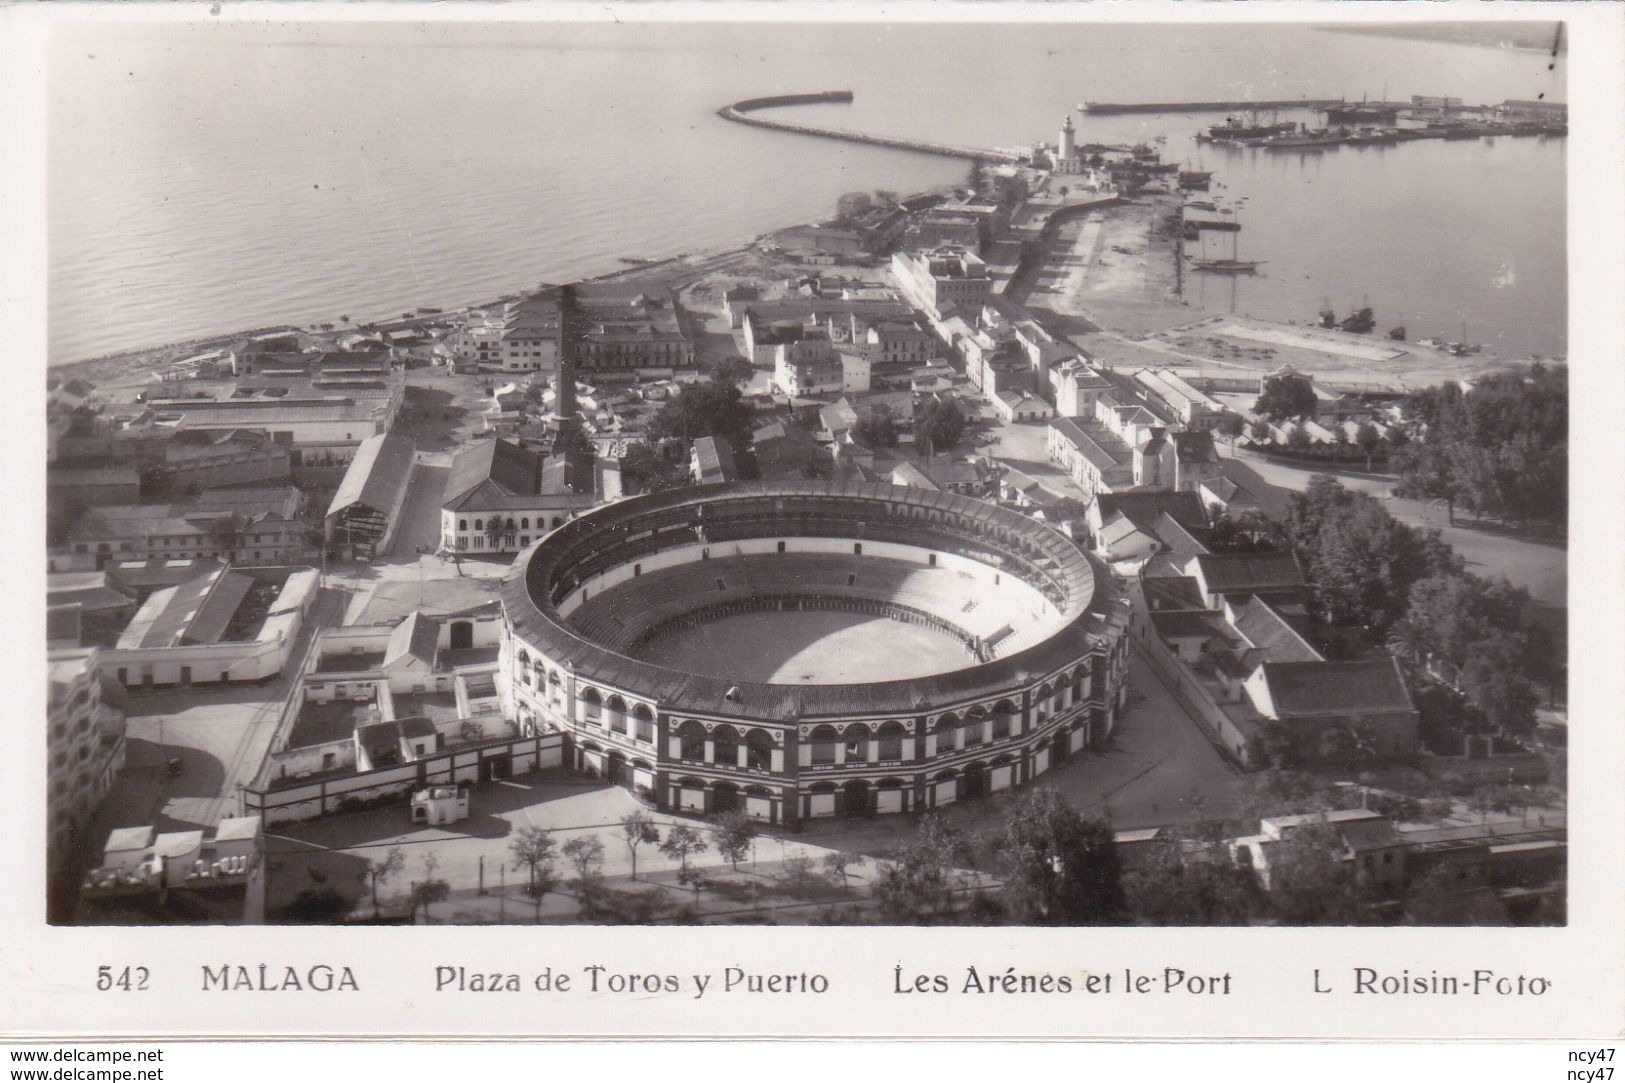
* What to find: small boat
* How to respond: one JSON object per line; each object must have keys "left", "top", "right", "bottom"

{"left": 1190, "top": 220, "right": 1261, "bottom": 273}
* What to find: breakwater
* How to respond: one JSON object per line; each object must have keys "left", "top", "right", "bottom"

{"left": 718, "top": 91, "right": 1022, "bottom": 164}
{"left": 1081, "top": 98, "right": 1345, "bottom": 115}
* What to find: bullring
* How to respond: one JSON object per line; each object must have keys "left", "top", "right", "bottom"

{"left": 498, "top": 480, "right": 1131, "bottom": 827}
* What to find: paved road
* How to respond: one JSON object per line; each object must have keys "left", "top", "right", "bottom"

{"left": 386, "top": 463, "right": 450, "bottom": 562}
{"left": 981, "top": 418, "right": 1089, "bottom": 501}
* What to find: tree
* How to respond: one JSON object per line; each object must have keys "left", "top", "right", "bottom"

{"left": 1279, "top": 475, "right": 1462, "bottom": 638}
{"left": 852, "top": 403, "right": 899, "bottom": 449}
{"left": 359, "top": 846, "right": 405, "bottom": 914}
{"left": 1284, "top": 423, "right": 1313, "bottom": 454}
{"left": 1234, "top": 769, "right": 1337, "bottom": 823}
{"left": 966, "top": 156, "right": 987, "bottom": 195}
{"left": 1329, "top": 425, "right": 1348, "bottom": 464}
{"left": 1458, "top": 634, "right": 1539, "bottom": 738}
{"left": 1253, "top": 373, "right": 1317, "bottom": 423}
{"left": 1263, "top": 820, "right": 1362, "bottom": 925}
{"left": 1248, "top": 418, "right": 1272, "bottom": 443}
{"left": 560, "top": 836, "right": 605, "bottom": 917}
{"left": 1123, "top": 838, "right": 1259, "bottom": 926}
{"left": 484, "top": 516, "right": 511, "bottom": 550}
{"left": 1467, "top": 783, "right": 1527, "bottom": 827}
{"left": 1355, "top": 420, "right": 1383, "bottom": 471}
{"left": 659, "top": 824, "right": 708, "bottom": 872}
{"left": 1207, "top": 512, "right": 1271, "bottom": 553}
{"left": 997, "top": 788, "right": 1125, "bottom": 925}
{"left": 410, "top": 851, "right": 450, "bottom": 924}
{"left": 620, "top": 811, "right": 661, "bottom": 880}
{"left": 652, "top": 381, "right": 752, "bottom": 452}
{"left": 709, "top": 810, "right": 755, "bottom": 872}
{"left": 915, "top": 396, "right": 967, "bottom": 455}
{"left": 206, "top": 511, "right": 248, "bottom": 559}
{"left": 619, "top": 442, "right": 678, "bottom": 495}
{"left": 284, "top": 868, "right": 356, "bottom": 924}
{"left": 509, "top": 826, "right": 557, "bottom": 896}
{"left": 1402, "top": 863, "right": 1507, "bottom": 926}
{"left": 562, "top": 836, "right": 605, "bottom": 890}
{"left": 709, "top": 355, "right": 755, "bottom": 388}
{"left": 873, "top": 814, "right": 966, "bottom": 924}
{"left": 823, "top": 850, "right": 866, "bottom": 892}
{"left": 1389, "top": 369, "right": 1566, "bottom": 533}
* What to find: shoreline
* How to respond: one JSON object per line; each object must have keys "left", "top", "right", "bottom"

{"left": 53, "top": 181, "right": 1559, "bottom": 393}
{"left": 47, "top": 239, "right": 764, "bottom": 386}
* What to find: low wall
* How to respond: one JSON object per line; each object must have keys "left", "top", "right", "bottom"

{"left": 265, "top": 736, "right": 357, "bottom": 781}
{"left": 245, "top": 732, "right": 567, "bottom": 825}
{"left": 99, "top": 634, "right": 293, "bottom": 687}
{"left": 1128, "top": 586, "right": 1257, "bottom": 767}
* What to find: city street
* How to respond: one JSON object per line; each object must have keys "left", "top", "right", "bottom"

{"left": 978, "top": 417, "right": 1089, "bottom": 501}
{"left": 384, "top": 463, "right": 450, "bottom": 562}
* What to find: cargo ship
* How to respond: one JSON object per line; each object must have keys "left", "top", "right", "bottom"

{"left": 1262, "top": 127, "right": 1351, "bottom": 149}
{"left": 1199, "top": 113, "right": 1297, "bottom": 144}
{"left": 1324, "top": 102, "right": 1401, "bottom": 126}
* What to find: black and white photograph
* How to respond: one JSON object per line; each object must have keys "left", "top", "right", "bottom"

{"left": 39, "top": 13, "right": 1574, "bottom": 931}
{"left": 7, "top": 0, "right": 1623, "bottom": 1053}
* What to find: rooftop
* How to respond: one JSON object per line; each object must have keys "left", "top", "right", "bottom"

{"left": 1261, "top": 658, "right": 1415, "bottom": 717}
{"left": 1232, "top": 596, "right": 1322, "bottom": 664}
{"left": 1094, "top": 490, "right": 1208, "bottom": 533}
{"left": 326, "top": 433, "right": 416, "bottom": 518}
{"left": 1192, "top": 551, "right": 1306, "bottom": 595}
{"left": 115, "top": 567, "right": 257, "bottom": 650}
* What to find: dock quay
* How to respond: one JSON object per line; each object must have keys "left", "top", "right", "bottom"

{"left": 1080, "top": 98, "right": 1346, "bottom": 115}
{"left": 718, "top": 91, "right": 1023, "bottom": 163}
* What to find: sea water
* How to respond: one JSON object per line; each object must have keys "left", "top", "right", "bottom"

{"left": 47, "top": 20, "right": 1565, "bottom": 364}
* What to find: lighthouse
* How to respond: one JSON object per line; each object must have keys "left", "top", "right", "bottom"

{"left": 1059, "top": 114, "right": 1076, "bottom": 163}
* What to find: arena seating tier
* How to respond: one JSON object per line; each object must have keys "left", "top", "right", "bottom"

{"left": 567, "top": 553, "right": 1054, "bottom": 660}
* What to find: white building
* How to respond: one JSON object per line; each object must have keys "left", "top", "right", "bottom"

{"left": 889, "top": 247, "right": 993, "bottom": 321}
{"left": 47, "top": 647, "right": 127, "bottom": 883}
{"left": 452, "top": 292, "right": 561, "bottom": 374}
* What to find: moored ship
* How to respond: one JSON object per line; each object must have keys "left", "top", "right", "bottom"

{"left": 1200, "top": 113, "right": 1296, "bottom": 143}
{"left": 1263, "top": 126, "right": 1351, "bottom": 149}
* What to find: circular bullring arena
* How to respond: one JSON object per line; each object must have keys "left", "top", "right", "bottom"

{"left": 499, "top": 481, "right": 1131, "bottom": 827}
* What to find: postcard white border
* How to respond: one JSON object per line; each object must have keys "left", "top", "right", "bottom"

{"left": 1, "top": 0, "right": 1619, "bottom": 1042}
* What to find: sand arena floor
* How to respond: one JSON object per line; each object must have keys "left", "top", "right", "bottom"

{"left": 632, "top": 608, "right": 974, "bottom": 684}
